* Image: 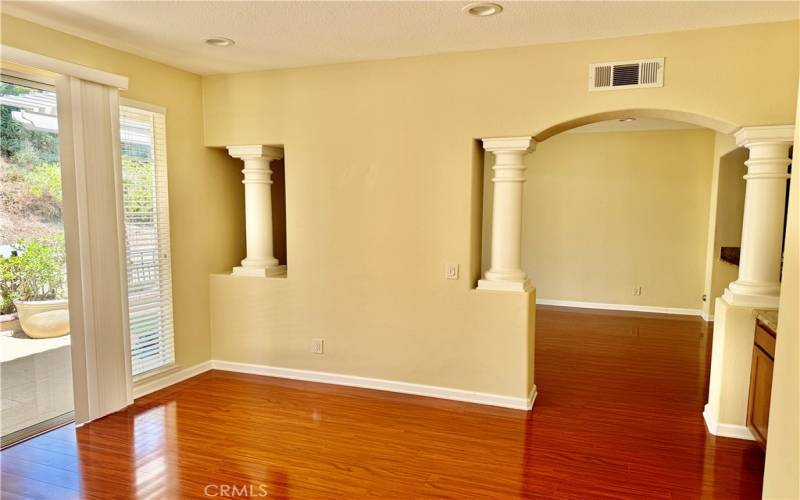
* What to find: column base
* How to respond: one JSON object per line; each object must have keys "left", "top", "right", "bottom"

{"left": 232, "top": 265, "right": 287, "bottom": 278}
{"left": 477, "top": 279, "right": 531, "bottom": 292}
{"left": 722, "top": 284, "right": 780, "bottom": 308}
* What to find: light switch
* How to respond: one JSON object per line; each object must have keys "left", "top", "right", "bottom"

{"left": 446, "top": 263, "right": 459, "bottom": 280}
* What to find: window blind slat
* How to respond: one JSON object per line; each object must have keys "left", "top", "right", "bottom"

{"left": 121, "top": 104, "right": 175, "bottom": 378}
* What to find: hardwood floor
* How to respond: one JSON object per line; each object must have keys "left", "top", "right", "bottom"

{"left": 1, "top": 307, "right": 765, "bottom": 499}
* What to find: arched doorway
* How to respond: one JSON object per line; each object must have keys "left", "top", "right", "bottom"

{"left": 533, "top": 108, "right": 739, "bottom": 141}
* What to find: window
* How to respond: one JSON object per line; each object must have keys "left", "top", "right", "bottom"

{"left": 120, "top": 101, "right": 175, "bottom": 377}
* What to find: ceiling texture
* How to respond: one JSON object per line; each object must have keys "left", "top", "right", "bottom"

{"left": 3, "top": 1, "right": 799, "bottom": 75}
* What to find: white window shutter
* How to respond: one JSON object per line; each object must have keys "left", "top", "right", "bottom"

{"left": 119, "top": 103, "right": 175, "bottom": 377}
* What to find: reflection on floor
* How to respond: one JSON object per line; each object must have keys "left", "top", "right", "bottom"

{"left": 1, "top": 331, "right": 73, "bottom": 437}
{"left": 0, "top": 307, "right": 765, "bottom": 498}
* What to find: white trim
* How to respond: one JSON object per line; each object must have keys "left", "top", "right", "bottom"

{"left": 119, "top": 97, "right": 166, "bottom": 115}
{"left": 535, "top": 298, "right": 703, "bottom": 317}
{"left": 133, "top": 361, "right": 213, "bottom": 399}
{"left": 703, "top": 404, "right": 755, "bottom": 441}
{"left": 701, "top": 310, "right": 715, "bottom": 322}
{"left": 211, "top": 360, "right": 535, "bottom": 411}
{"left": 1, "top": 45, "right": 128, "bottom": 89}
{"left": 526, "top": 385, "right": 537, "bottom": 410}
{"left": 0, "top": 69, "right": 55, "bottom": 89}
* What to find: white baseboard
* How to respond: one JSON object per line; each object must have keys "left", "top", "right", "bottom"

{"left": 702, "top": 404, "right": 754, "bottom": 440}
{"left": 526, "top": 385, "right": 537, "bottom": 410}
{"left": 700, "top": 310, "right": 715, "bottom": 322}
{"left": 211, "top": 359, "right": 535, "bottom": 411}
{"left": 536, "top": 298, "right": 703, "bottom": 318}
{"left": 133, "top": 361, "right": 213, "bottom": 399}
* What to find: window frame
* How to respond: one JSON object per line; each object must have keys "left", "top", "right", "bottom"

{"left": 119, "top": 97, "right": 176, "bottom": 381}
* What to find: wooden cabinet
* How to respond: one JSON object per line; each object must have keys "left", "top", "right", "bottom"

{"left": 747, "top": 320, "right": 776, "bottom": 448}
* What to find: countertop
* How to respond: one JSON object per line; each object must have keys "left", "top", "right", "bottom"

{"left": 754, "top": 309, "right": 779, "bottom": 333}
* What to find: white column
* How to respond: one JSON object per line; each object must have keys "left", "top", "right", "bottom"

{"left": 478, "top": 136, "right": 535, "bottom": 292}
{"left": 724, "top": 125, "right": 794, "bottom": 308}
{"left": 704, "top": 124, "right": 793, "bottom": 440}
{"left": 227, "top": 145, "right": 286, "bottom": 277}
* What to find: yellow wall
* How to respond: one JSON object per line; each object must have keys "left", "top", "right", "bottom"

{"left": 706, "top": 145, "right": 747, "bottom": 317}
{"left": 763, "top": 78, "right": 800, "bottom": 500}
{"left": 1, "top": 12, "right": 797, "bottom": 493}
{"left": 203, "top": 22, "right": 798, "bottom": 148}
{"left": 210, "top": 276, "right": 534, "bottom": 398}
{"left": 203, "top": 21, "right": 797, "bottom": 399}
{"left": 0, "top": 15, "right": 245, "bottom": 370}
{"left": 481, "top": 128, "right": 716, "bottom": 310}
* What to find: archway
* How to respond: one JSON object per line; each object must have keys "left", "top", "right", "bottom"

{"left": 476, "top": 108, "right": 744, "bottom": 304}
{"left": 533, "top": 108, "right": 740, "bottom": 142}
{"left": 475, "top": 107, "right": 793, "bottom": 467}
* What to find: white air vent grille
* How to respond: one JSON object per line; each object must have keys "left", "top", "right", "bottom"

{"left": 589, "top": 58, "right": 664, "bottom": 91}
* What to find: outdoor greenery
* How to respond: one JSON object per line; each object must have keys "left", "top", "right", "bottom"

{"left": 1, "top": 82, "right": 157, "bottom": 315}
{"left": 1, "top": 83, "right": 62, "bottom": 241}
{"left": 1, "top": 82, "right": 65, "bottom": 315}
{"left": 122, "top": 158, "right": 156, "bottom": 222}
{"left": 0, "top": 235, "right": 67, "bottom": 314}
{"left": 25, "top": 162, "right": 63, "bottom": 201}
{"left": 0, "top": 84, "right": 59, "bottom": 165}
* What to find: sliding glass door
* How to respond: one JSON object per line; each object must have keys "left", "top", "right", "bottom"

{"left": 0, "top": 76, "right": 74, "bottom": 446}
{"left": 1, "top": 77, "right": 176, "bottom": 447}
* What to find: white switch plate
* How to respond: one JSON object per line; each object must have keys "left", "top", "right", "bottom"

{"left": 446, "top": 263, "right": 459, "bottom": 280}
{"left": 311, "top": 338, "right": 324, "bottom": 354}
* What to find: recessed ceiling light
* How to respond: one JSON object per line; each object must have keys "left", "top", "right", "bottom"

{"left": 618, "top": 118, "right": 637, "bottom": 122}
{"left": 204, "top": 37, "right": 235, "bottom": 47}
{"left": 463, "top": 2, "right": 503, "bottom": 17}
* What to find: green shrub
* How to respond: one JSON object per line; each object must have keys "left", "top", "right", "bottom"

{"left": 24, "top": 162, "right": 62, "bottom": 201}
{"left": 0, "top": 103, "right": 59, "bottom": 166}
{"left": 0, "top": 234, "right": 67, "bottom": 314}
{"left": 122, "top": 158, "right": 155, "bottom": 221}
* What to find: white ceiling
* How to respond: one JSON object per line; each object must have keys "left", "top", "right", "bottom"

{"left": 4, "top": 1, "right": 799, "bottom": 75}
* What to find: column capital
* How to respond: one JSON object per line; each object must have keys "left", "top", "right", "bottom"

{"left": 226, "top": 144, "right": 284, "bottom": 162}
{"left": 734, "top": 125, "right": 795, "bottom": 148}
{"left": 482, "top": 136, "right": 536, "bottom": 154}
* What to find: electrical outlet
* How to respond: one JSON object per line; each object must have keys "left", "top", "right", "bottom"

{"left": 632, "top": 286, "right": 643, "bottom": 296}
{"left": 446, "top": 263, "right": 459, "bottom": 280}
{"left": 311, "top": 338, "right": 324, "bottom": 354}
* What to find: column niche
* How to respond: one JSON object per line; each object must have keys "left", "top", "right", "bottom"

{"left": 478, "top": 136, "right": 535, "bottom": 292}
{"left": 227, "top": 145, "right": 287, "bottom": 277}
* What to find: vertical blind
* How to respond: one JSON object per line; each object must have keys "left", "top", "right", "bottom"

{"left": 119, "top": 104, "right": 175, "bottom": 377}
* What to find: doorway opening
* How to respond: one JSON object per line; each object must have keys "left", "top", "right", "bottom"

{"left": 481, "top": 117, "right": 721, "bottom": 315}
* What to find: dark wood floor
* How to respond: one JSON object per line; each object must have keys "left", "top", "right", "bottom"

{"left": 1, "top": 307, "right": 765, "bottom": 499}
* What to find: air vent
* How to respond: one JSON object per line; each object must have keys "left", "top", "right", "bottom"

{"left": 589, "top": 58, "right": 664, "bottom": 91}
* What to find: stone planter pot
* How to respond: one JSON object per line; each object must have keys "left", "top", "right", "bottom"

{"left": 14, "top": 299, "right": 70, "bottom": 339}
